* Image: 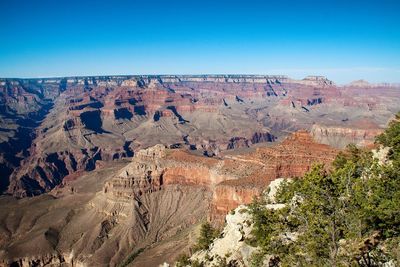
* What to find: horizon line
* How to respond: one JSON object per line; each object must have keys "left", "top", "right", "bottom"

{"left": 1, "top": 74, "right": 399, "bottom": 86}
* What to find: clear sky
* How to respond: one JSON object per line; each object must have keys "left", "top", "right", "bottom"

{"left": 1, "top": 0, "right": 399, "bottom": 84}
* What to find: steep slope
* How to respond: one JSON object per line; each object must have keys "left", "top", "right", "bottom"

{"left": 0, "top": 158, "right": 209, "bottom": 267}
{"left": 0, "top": 79, "right": 60, "bottom": 193}
{"left": 0, "top": 131, "right": 339, "bottom": 266}
{"left": 210, "top": 131, "right": 338, "bottom": 222}
{"left": 1, "top": 75, "right": 399, "bottom": 197}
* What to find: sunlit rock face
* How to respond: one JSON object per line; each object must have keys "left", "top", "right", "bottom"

{"left": 310, "top": 123, "right": 383, "bottom": 148}
{"left": 103, "top": 130, "right": 339, "bottom": 225}
{"left": 189, "top": 178, "right": 289, "bottom": 267}
{"left": 209, "top": 131, "right": 339, "bottom": 223}
{"left": 1, "top": 75, "right": 398, "bottom": 197}
{"left": 0, "top": 129, "right": 369, "bottom": 266}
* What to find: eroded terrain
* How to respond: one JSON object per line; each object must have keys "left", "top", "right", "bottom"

{"left": 1, "top": 75, "right": 399, "bottom": 197}
{"left": 0, "top": 131, "right": 338, "bottom": 266}
{"left": 0, "top": 75, "right": 399, "bottom": 266}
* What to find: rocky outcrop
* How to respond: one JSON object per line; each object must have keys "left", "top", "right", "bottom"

{"left": 227, "top": 132, "right": 276, "bottom": 150}
{"left": 349, "top": 79, "right": 372, "bottom": 87}
{"left": 103, "top": 144, "right": 166, "bottom": 200}
{"left": 300, "top": 75, "right": 335, "bottom": 86}
{"left": 191, "top": 204, "right": 257, "bottom": 267}
{"left": 104, "top": 131, "right": 338, "bottom": 225}
{"left": 104, "top": 145, "right": 235, "bottom": 201}
{"left": 210, "top": 131, "right": 338, "bottom": 222}
{"left": 0, "top": 157, "right": 211, "bottom": 267}
{"left": 251, "top": 132, "right": 276, "bottom": 144}
{"left": 0, "top": 132, "right": 339, "bottom": 266}
{"left": 2, "top": 75, "right": 398, "bottom": 197}
{"left": 188, "top": 179, "right": 288, "bottom": 267}
{"left": 348, "top": 79, "right": 400, "bottom": 88}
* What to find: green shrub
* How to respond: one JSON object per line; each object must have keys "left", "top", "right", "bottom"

{"left": 194, "top": 222, "right": 219, "bottom": 251}
{"left": 249, "top": 113, "right": 400, "bottom": 266}
{"left": 191, "top": 259, "right": 204, "bottom": 267}
{"left": 238, "top": 208, "right": 248, "bottom": 214}
{"left": 175, "top": 254, "right": 191, "bottom": 267}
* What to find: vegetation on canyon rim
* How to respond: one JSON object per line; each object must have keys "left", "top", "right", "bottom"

{"left": 194, "top": 222, "right": 221, "bottom": 252}
{"left": 248, "top": 113, "right": 400, "bottom": 267}
{"left": 176, "top": 222, "right": 220, "bottom": 267}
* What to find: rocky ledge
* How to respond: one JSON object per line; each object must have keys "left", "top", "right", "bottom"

{"left": 103, "top": 130, "right": 338, "bottom": 224}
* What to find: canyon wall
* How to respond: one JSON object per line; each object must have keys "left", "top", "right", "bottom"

{"left": 105, "top": 131, "right": 339, "bottom": 224}
{"left": 0, "top": 130, "right": 366, "bottom": 266}
{"left": 1, "top": 75, "right": 398, "bottom": 197}
{"left": 210, "top": 131, "right": 339, "bottom": 222}
{"left": 311, "top": 123, "right": 383, "bottom": 148}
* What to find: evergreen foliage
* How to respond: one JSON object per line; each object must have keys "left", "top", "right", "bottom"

{"left": 176, "top": 254, "right": 192, "bottom": 267}
{"left": 175, "top": 222, "right": 219, "bottom": 267}
{"left": 194, "top": 222, "right": 219, "bottom": 251}
{"left": 249, "top": 113, "right": 400, "bottom": 267}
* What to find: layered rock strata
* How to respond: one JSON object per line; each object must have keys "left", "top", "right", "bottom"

{"left": 105, "top": 131, "right": 338, "bottom": 225}
{"left": 1, "top": 75, "right": 398, "bottom": 197}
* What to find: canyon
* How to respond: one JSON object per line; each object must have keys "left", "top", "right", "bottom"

{"left": 1, "top": 75, "right": 399, "bottom": 197}
{"left": 0, "top": 75, "right": 399, "bottom": 266}
{"left": 0, "top": 131, "right": 338, "bottom": 266}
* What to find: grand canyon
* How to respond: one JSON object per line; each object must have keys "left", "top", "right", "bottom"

{"left": 0, "top": 75, "right": 399, "bottom": 266}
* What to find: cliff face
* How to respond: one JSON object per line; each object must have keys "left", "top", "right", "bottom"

{"left": 311, "top": 123, "right": 383, "bottom": 148}
{"left": 210, "top": 185, "right": 261, "bottom": 222}
{"left": 105, "top": 131, "right": 339, "bottom": 225}
{"left": 0, "top": 75, "right": 398, "bottom": 266}
{"left": 0, "top": 158, "right": 210, "bottom": 267}
{"left": 0, "top": 131, "right": 342, "bottom": 266}
{"left": 210, "top": 131, "right": 339, "bottom": 222}
{"left": 0, "top": 80, "right": 58, "bottom": 193}
{"left": 189, "top": 179, "right": 288, "bottom": 267}
{"left": 1, "top": 75, "right": 398, "bottom": 197}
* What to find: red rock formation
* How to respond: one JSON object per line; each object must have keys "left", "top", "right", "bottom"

{"left": 104, "top": 131, "right": 338, "bottom": 224}
{"left": 2, "top": 75, "right": 398, "bottom": 197}
{"left": 0, "top": 75, "right": 399, "bottom": 266}
{"left": 211, "top": 185, "right": 261, "bottom": 221}
{"left": 210, "top": 131, "right": 339, "bottom": 222}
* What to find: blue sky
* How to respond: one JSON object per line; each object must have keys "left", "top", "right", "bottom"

{"left": 1, "top": 0, "right": 399, "bottom": 83}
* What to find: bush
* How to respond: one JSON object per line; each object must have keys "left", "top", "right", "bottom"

{"left": 176, "top": 254, "right": 205, "bottom": 267}
{"left": 176, "top": 254, "right": 191, "bottom": 267}
{"left": 249, "top": 113, "right": 400, "bottom": 266}
{"left": 194, "top": 222, "right": 219, "bottom": 251}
